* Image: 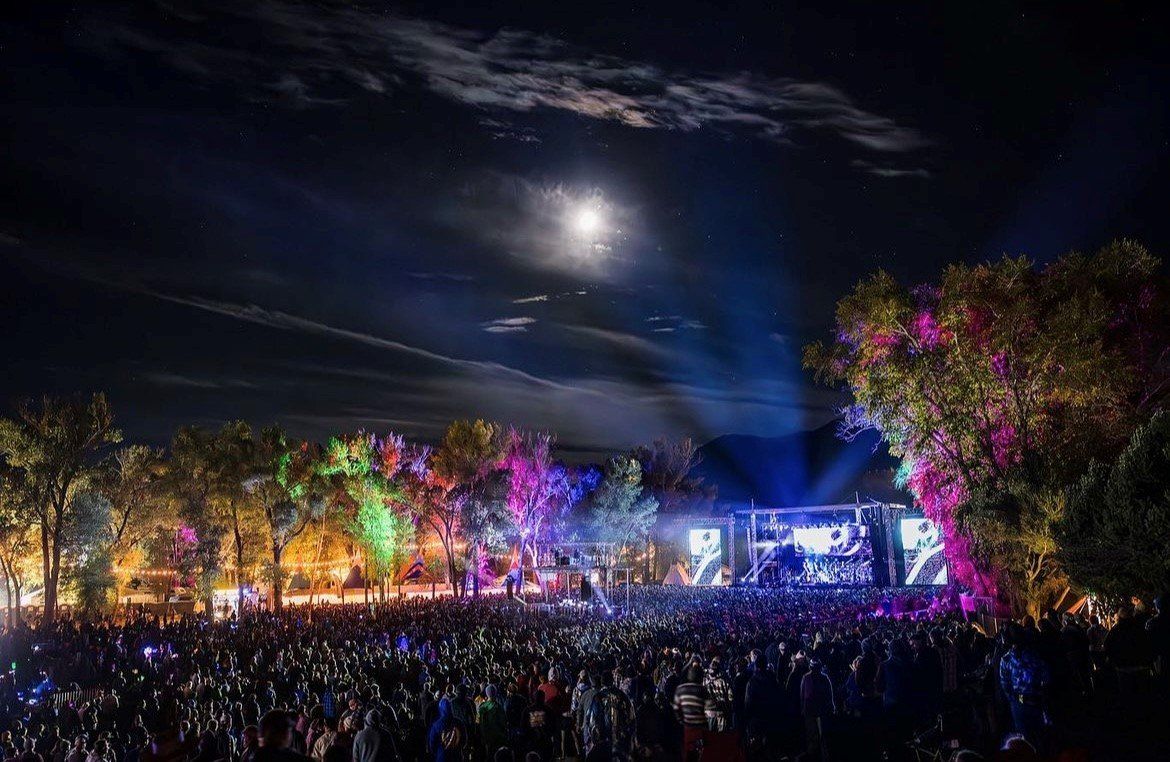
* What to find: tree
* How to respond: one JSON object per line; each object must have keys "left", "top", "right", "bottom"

{"left": 65, "top": 493, "right": 116, "bottom": 614}
{"left": 502, "top": 428, "right": 569, "bottom": 598}
{"left": 0, "top": 466, "right": 36, "bottom": 626}
{"left": 633, "top": 438, "right": 713, "bottom": 513}
{"left": 429, "top": 420, "right": 507, "bottom": 597}
{"left": 101, "top": 444, "right": 171, "bottom": 577}
{"left": 587, "top": 456, "right": 658, "bottom": 567}
{"left": 166, "top": 426, "right": 228, "bottom": 615}
{"left": 804, "top": 241, "right": 1170, "bottom": 613}
{"left": 243, "top": 426, "right": 323, "bottom": 613}
{"left": 1058, "top": 411, "right": 1170, "bottom": 601}
{"left": 398, "top": 445, "right": 461, "bottom": 595}
{"left": 0, "top": 394, "right": 121, "bottom": 627}
{"left": 317, "top": 432, "right": 414, "bottom": 603}
{"left": 633, "top": 438, "right": 711, "bottom": 580}
{"left": 209, "top": 422, "right": 265, "bottom": 615}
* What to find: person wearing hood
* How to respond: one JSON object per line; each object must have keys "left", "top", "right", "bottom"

{"left": 352, "top": 709, "right": 400, "bottom": 762}
{"left": 477, "top": 685, "right": 508, "bottom": 760}
{"left": 426, "top": 698, "right": 466, "bottom": 762}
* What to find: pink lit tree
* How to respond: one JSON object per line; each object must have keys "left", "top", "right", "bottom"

{"left": 502, "top": 427, "right": 569, "bottom": 598}
{"left": 805, "top": 241, "right": 1170, "bottom": 614}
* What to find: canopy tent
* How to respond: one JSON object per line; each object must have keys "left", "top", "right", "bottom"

{"left": 342, "top": 565, "right": 366, "bottom": 589}
{"left": 661, "top": 562, "right": 692, "bottom": 586}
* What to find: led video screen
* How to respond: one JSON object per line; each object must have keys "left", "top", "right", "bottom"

{"left": 793, "top": 524, "right": 870, "bottom": 556}
{"left": 900, "top": 517, "right": 948, "bottom": 585}
{"left": 790, "top": 523, "right": 873, "bottom": 585}
{"left": 687, "top": 527, "right": 724, "bottom": 585}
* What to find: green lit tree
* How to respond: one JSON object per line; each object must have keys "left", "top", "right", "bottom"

{"left": 243, "top": 426, "right": 322, "bottom": 612}
{"left": 587, "top": 455, "right": 658, "bottom": 567}
{"left": 317, "top": 432, "right": 414, "bottom": 603}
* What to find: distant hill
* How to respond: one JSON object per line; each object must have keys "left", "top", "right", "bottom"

{"left": 695, "top": 421, "right": 911, "bottom": 508}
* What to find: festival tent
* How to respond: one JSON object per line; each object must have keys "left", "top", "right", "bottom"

{"left": 342, "top": 565, "right": 366, "bottom": 589}
{"left": 661, "top": 563, "right": 692, "bottom": 586}
{"left": 287, "top": 572, "right": 311, "bottom": 591}
{"left": 400, "top": 554, "right": 425, "bottom": 583}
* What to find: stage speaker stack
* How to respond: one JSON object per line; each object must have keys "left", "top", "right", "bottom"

{"left": 580, "top": 577, "right": 592, "bottom": 601}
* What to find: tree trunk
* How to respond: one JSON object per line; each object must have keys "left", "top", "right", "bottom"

{"left": 472, "top": 543, "right": 480, "bottom": 598}
{"left": 442, "top": 534, "right": 458, "bottom": 597}
{"left": 272, "top": 543, "right": 283, "bottom": 613}
{"left": 39, "top": 519, "right": 54, "bottom": 628}
{"left": 236, "top": 540, "right": 246, "bottom": 618}
{"left": 46, "top": 529, "right": 62, "bottom": 628}
{"left": 2, "top": 565, "right": 11, "bottom": 628}
{"left": 517, "top": 537, "right": 526, "bottom": 602}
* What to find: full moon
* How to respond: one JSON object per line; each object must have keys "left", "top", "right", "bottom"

{"left": 573, "top": 206, "right": 603, "bottom": 235}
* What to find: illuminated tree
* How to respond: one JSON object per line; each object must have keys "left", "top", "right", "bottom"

{"left": 0, "top": 466, "right": 36, "bottom": 625}
{"left": 502, "top": 428, "right": 570, "bottom": 596}
{"left": 246, "top": 426, "right": 322, "bottom": 612}
{"left": 317, "top": 432, "right": 414, "bottom": 602}
{"left": 587, "top": 456, "right": 658, "bottom": 567}
{"left": 0, "top": 394, "right": 121, "bottom": 627}
{"left": 102, "top": 444, "right": 171, "bottom": 570}
{"left": 207, "top": 422, "right": 265, "bottom": 614}
{"left": 1059, "top": 411, "right": 1170, "bottom": 601}
{"left": 428, "top": 420, "right": 509, "bottom": 597}
{"left": 166, "top": 426, "right": 228, "bottom": 614}
{"left": 804, "top": 241, "right": 1170, "bottom": 613}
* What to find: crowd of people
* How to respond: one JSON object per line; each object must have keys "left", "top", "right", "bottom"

{"left": 0, "top": 586, "right": 1167, "bottom": 762}
{"left": 789, "top": 558, "right": 873, "bottom": 587}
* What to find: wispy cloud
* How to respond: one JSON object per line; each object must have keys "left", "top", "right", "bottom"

{"left": 560, "top": 324, "right": 676, "bottom": 362}
{"left": 88, "top": 1, "right": 926, "bottom": 155}
{"left": 126, "top": 288, "right": 576, "bottom": 392}
{"left": 481, "top": 316, "right": 537, "bottom": 333}
{"left": 511, "top": 289, "right": 588, "bottom": 304}
{"left": 408, "top": 271, "right": 476, "bottom": 282}
{"left": 850, "top": 159, "right": 931, "bottom": 179}
{"left": 144, "top": 371, "right": 256, "bottom": 389}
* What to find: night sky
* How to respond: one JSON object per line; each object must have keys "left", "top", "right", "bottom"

{"left": 2, "top": 1, "right": 1167, "bottom": 457}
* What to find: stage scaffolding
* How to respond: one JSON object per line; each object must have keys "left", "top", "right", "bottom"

{"left": 532, "top": 541, "right": 634, "bottom": 613}
{"left": 736, "top": 500, "right": 906, "bottom": 586}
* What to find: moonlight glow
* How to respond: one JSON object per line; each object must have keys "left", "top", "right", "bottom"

{"left": 572, "top": 206, "right": 603, "bottom": 236}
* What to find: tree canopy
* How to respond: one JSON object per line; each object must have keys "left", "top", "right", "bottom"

{"left": 805, "top": 241, "right": 1170, "bottom": 613}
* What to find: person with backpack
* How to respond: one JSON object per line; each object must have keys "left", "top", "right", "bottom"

{"left": 584, "top": 672, "right": 635, "bottom": 762}
{"left": 426, "top": 699, "right": 466, "bottom": 762}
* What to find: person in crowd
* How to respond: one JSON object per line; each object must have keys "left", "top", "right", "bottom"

{"left": 997, "top": 624, "right": 1050, "bottom": 751}
{"left": 4, "top": 587, "right": 1163, "bottom": 762}
{"left": 252, "top": 712, "right": 312, "bottom": 762}
{"left": 1104, "top": 605, "right": 1153, "bottom": 697}
{"left": 671, "top": 667, "right": 706, "bottom": 760}
{"left": 800, "top": 660, "right": 834, "bottom": 761}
